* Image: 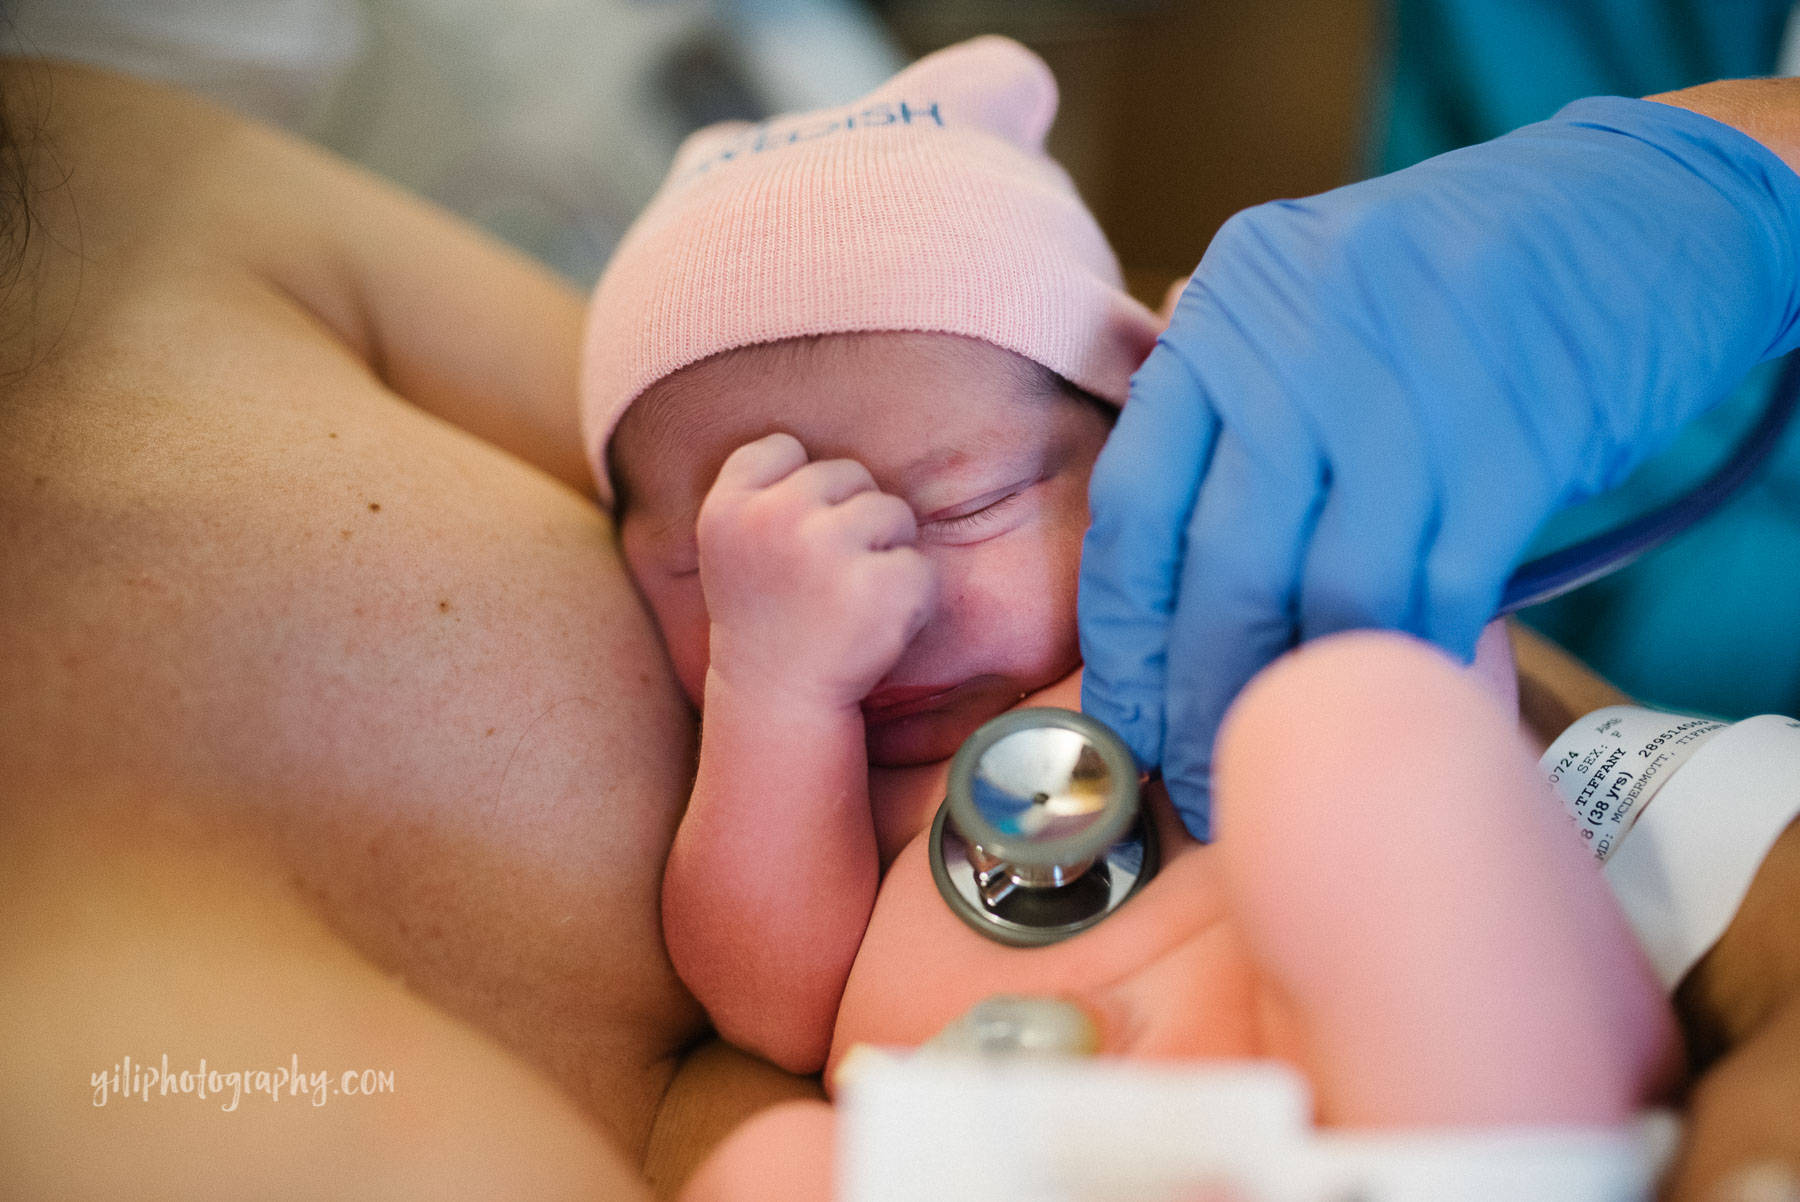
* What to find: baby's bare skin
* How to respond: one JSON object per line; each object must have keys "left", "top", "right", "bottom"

{"left": 0, "top": 61, "right": 815, "bottom": 1197}
{"left": 842, "top": 673, "right": 1288, "bottom": 1068}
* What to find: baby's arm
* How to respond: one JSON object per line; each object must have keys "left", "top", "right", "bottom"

{"left": 663, "top": 434, "right": 936, "bottom": 1074}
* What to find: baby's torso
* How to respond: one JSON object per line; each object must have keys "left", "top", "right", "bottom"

{"left": 836, "top": 673, "right": 1302, "bottom": 1079}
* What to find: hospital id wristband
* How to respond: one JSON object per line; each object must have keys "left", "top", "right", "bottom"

{"left": 1540, "top": 707, "right": 1800, "bottom": 988}
{"left": 1540, "top": 706, "right": 1728, "bottom": 863}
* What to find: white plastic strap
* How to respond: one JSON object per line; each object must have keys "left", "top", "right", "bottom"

{"left": 1541, "top": 707, "right": 1800, "bottom": 988}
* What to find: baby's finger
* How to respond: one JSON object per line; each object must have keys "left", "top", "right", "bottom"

{"left": 711, "top": 432, "right": 810, "bottom": 495}
{"left": 828, "top": 489, "right": 918, "bottom": 551}
{"left": 862, "top": 546, "right": 937, "bottom": 639}
{"left": 783, "top": 457, "right": 880, "bottom": 507}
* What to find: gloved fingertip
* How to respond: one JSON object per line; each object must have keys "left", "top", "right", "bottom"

{"left": 1161, "top": 769, "right": 1213, "bottom": 843}
{"left": 1421, "top": 601, "right": 1491, "bottom": 665}
{"left": 1081, "top": 684, "right": 1160, "bottom": 775}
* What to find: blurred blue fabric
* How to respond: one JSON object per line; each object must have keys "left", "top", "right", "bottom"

{"left": 1374, "top": 0, "right": 1800, "bottom": 720}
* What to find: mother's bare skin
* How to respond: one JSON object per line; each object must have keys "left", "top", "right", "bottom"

{"left": 0, "top": 60, "right": 815, "bottom": 1198}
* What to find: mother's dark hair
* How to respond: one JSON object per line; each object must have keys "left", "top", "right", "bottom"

{"left": 0, "top": 54, "right": 60, "bottom": 371}
{"left": 0, "top": 63, "right": 31, "bottom": 317}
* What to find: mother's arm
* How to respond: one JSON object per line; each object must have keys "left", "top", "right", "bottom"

{"left": 1510, "top": 622, "right": 1632, "bottom": 749}
{"left": 33, "top": 61, "right": 597, "bottom": 495}
{"left": 1511, "top": 624, "right": 1800, "bottom": 1201}
{"left": 255, "top": 131, "right": 597, "bottom": 495}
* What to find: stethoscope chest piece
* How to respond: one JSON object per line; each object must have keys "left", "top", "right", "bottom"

{"left": 929, "top": 707, "right": 1159, "bottom": 948}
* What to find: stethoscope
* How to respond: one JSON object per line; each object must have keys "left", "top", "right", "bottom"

{"left": 930, "top": 707, "right": 1157, "bottom": 947}
{"left": 931, "top": 355, "right": 1800, "bottom": 947}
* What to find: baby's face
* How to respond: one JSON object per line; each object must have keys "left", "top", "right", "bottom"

{"left": 613, "top": 332, "right": 1113, "bottom": 765}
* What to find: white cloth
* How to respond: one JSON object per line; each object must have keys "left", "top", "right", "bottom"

{"left": 839, "top": 1055, "right": 1672, "bottom": 1202}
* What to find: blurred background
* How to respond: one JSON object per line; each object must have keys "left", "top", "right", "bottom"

{"left": 10, "top": 0, "right": 1800, "bottom": 723}
{"left": 4, "top": 0, "right": 1382, "bottom": 304}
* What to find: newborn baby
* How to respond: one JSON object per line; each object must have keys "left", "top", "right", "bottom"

{"left": 582, "top": 36, "right": 1678, "bottom": 1184}
{"left": 586, "top": 36, "right": 1162, "bottom": 1073}
{"left": 616, "top": 329, "right": 1124, "bottom": 1072}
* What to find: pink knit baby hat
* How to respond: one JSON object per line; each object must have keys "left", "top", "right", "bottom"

{"left": 580, "top": 34, "right": 1160, "bottom": 506}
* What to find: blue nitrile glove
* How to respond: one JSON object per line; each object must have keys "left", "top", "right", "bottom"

{"left": 1080, "top": 96, "right": 1800, "bottom": 840}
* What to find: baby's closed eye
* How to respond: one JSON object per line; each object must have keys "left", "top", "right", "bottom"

{"left": 919, "top": 484, "right": 1035, "bottom": 545}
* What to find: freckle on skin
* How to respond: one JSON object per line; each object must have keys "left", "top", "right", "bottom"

{"left": 341, "top": 530, "right": 353, "bottom": 540}
{"left": 485, "top": 727, "right": 496, "bottom": 736}
{"left": 33, "top": 475, "right": 47, "bottom": 487}
{"left": 438, "top": 599, "right": 451, "bottom": 613}
{"left": 368, "top": 502, "right": 381, "bottom": 512}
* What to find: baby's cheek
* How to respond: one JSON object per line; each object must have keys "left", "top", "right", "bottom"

{"left": 943, "top": 535, "right": 1078, "bottom": 670}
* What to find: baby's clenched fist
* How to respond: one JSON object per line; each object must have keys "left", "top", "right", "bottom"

{"left": 698, "top": 433, "right": 938, "bottom": 710}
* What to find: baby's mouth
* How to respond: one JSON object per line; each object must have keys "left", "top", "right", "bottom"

{"left": 860, "top": 683, "right": 964, "bottom": 722}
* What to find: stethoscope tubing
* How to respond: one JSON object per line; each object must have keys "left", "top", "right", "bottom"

{"left": 1498, "top": 354, "right": 1800, "bottom": 615}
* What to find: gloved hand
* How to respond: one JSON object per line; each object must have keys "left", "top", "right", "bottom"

{"left": 1080, "top": 96, "right": 1800, "bottom": 839}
